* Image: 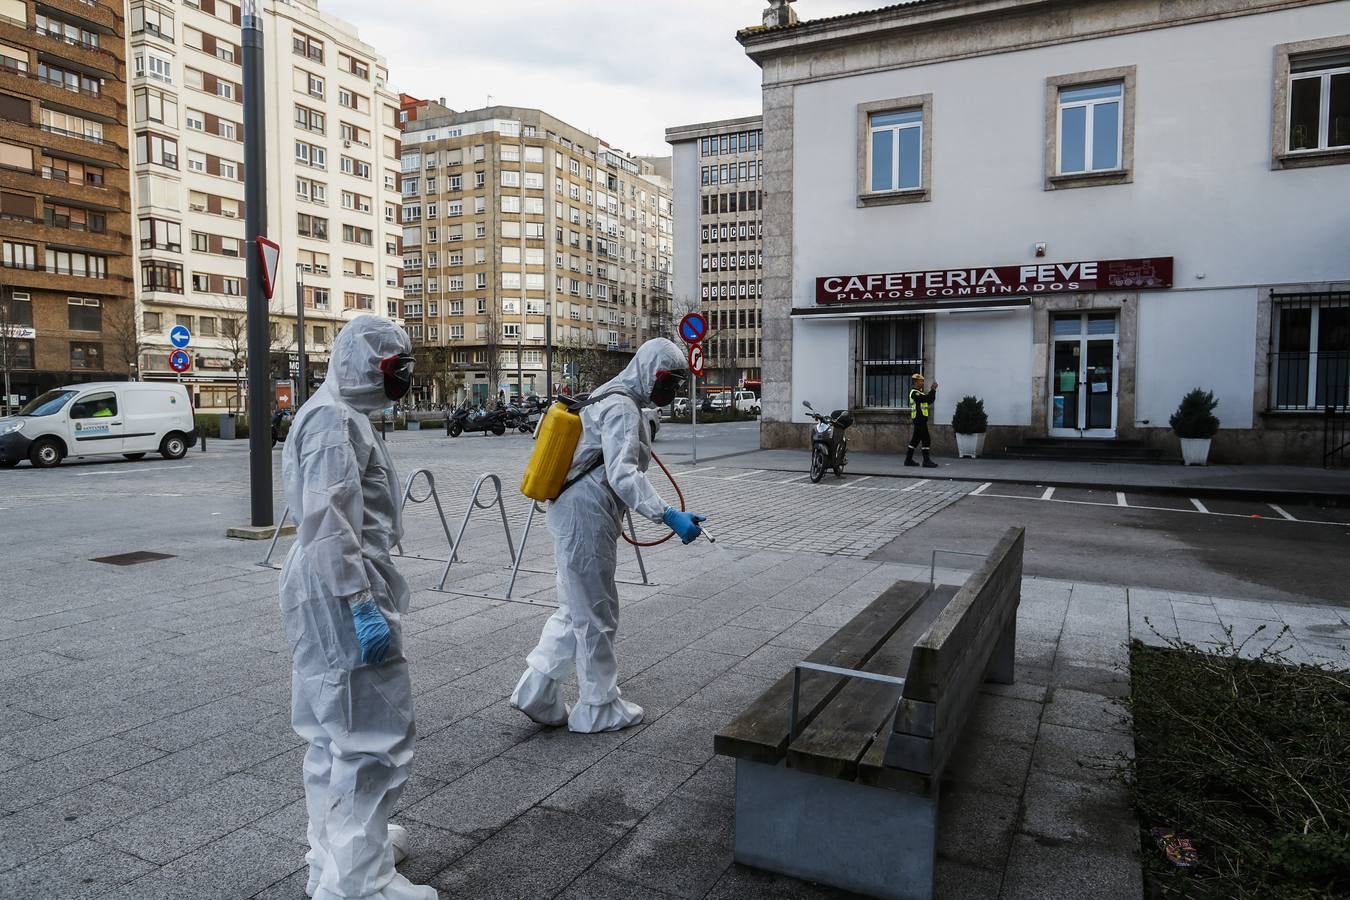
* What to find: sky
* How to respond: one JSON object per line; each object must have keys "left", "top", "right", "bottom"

{"left": 320, "top": 0, "right": 886, "bottom": 157}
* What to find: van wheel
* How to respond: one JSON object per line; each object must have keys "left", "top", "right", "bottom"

{"left": 160, "top": 432, "right": 188, "bottom": 460}
{"left": 30, "top": 438, "right": 63, "bottom": 468}
{"left": 123, "top": 453, "right": 147, "bottom": 461}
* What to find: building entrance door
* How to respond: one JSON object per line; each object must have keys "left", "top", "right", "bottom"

{"left": 1049, "top": 312, "right": 1118, "bottom": 437}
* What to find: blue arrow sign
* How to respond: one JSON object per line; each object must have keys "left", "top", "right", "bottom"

{"left": 169, "top": 325, "right": 192, "bottom": 349}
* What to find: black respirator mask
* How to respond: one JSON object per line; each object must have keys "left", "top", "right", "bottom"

{"left": 379, "top": 353, "right": 415, "bottom": 401}
{"left": 650, "top": 369, "right": 687, "bottom": 407}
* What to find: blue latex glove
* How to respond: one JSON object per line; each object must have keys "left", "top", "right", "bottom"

{"left": 350, "top": 596, "right": 391, "bottom": 665}
{"left": 662, "top": 507, "right": 706, "bottom": 545}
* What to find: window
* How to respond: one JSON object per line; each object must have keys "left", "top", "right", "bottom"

{"left": 293, "top": 32, "right": 324, "bottom": 63}
{"left": 342, "top": 225, "right": 373, "bottom": 246}
{"left": 307, "top": 73, "right": 324, "bottom": 99}
{"left": 70, "top": 390, "right": 117, "bottom": 418}
{"left": 199, "top": 317, "right": 216, "bottom": 337}
{"left": 134, "top": 88, "right": 177, "bottom": 127}
{"left": 46, "top": 249, "right": 108, "bottom": 278}
{"left": 1046, "top": 67, "right": 1135, "bottom": 188}
{"left": 67, "top": 297, "right": 100, "bottom": 331}
{"left": 141, "top": 261, "right": 183, "bottom": 292}
{"left": 136, "top": 132, "right": 179, "bottom": 169}
{"left": 297, "top": 214, "right": 329, "bottom": 240}
{"left": 135, "top": 51, "right": 173, "bottom": 84}
{"left": 139, "top": 218, "right": 181, "bottom": 251}
{"left": 186, "top": 150, "right": 206, "bottom": 173}
{"left": 858, "top": 95, "right": 931, "bottom": 205}
{"left": 216, "top": 80, "right": 234, "bottom": 101}
{"left": 186, "top": 108, "right": 204, "bottom": 131}
{"left": 3, "top": 241, "right": 37, "bottom": 269}
{"left": 855, "top": 316, "right": 923, "bottom": 408}
{"left": 503, "top": 323, "right": 521, "bottom": 340}
{"left": 130, "top": 3, "right": 174, "bottom": 38}
{"left": 295, "top": 104, "right": 325, "bottom": 134}
{"left": 501, "top": 170, "right": 520, "bottom": 188}
{"left": 1275, "top": 39, "right": 1350, "bottom": 167}
{"left": 1270, "top": 293, "right": 1350, "bottom": 410}
{"left": 450, "top": 324, "right": 464, "bottom": 340}
{"left": 143, "top": 311, "right": 162, "bottom": 333}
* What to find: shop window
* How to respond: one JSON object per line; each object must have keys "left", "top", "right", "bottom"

{"left": 857, "top": 95, "right": 931, "bottom": 206}
{"left": 855, "top": 316, "right": 923, "bottom": 408}
{"left": 69, "top": 342, "right": 103, "bottom": 370}
{"left": 1270, "top": 292, "right": 1350, "bottom": 410}
{"left": 1273, "top": 38, "right": 1350, "bottom": 169}
{"left": 67, "top": 297, "right": 101, "bottom": 331}
{"left": 1045, "top": 66, "right": 1135, "bottom": 189}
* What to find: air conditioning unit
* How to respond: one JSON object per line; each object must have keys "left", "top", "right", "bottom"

{"left": 343, "top": 140, "right": 352, "bottom": 148}
{"left": 222, "top": 209, "right": 237, "bottom": 218}
{"left": 189, "top": 203, "right": 206, "bottom": 212}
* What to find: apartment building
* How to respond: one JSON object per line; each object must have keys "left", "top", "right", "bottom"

{"left": 0, "top": 0, "right": 132, "bottom": 408}
{"left": 128, "top": 0, "right": 403, "bottom": 411}
{"left": 666, "top": 115, "right": 764, "bottom": 387}
{"left": 400, "top": 104, "right": 673, "bottom": 404}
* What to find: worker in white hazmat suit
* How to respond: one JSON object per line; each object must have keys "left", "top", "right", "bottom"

{"left": 511, "top": 338, "right": 706, "bottom": 733}
{"left": 279, "top": 315, "right": 438, "bottom": 900}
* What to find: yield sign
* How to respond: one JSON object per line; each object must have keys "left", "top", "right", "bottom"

{"left": 688, "top": 343, "right": 705, "bottom": 378}
{"left": 256, "top": 236, "right": 281, "bottom": 299}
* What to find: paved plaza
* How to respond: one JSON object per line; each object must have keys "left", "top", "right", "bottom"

{"left": 0, "top": 429, "right": 1346, "bottom": 898}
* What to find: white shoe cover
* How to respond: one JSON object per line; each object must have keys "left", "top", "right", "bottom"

{"left": 568, "top": 697, "right": 643, "bottom": 733}
{"left": 304, "top": 825, "right": 411, "bottom": 898}
{"left": 388, "top": 822, "right": 408, "bottom": 866}
{"left": 312, "top": 872, "right": 438, "bottom": 900}
{"left": 510, "top": 668, "right": 570, "bottom": 726}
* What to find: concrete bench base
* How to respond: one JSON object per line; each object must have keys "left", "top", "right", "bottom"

{"left": 733, "top": 758, "right": 937, "bottom": 900}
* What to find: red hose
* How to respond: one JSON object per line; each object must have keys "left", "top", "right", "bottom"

{"left": 621, "top": 452, "right": 683, "bottom": 547}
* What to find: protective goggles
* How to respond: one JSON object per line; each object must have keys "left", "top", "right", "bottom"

{"left": 654, "top": 369, "right": 687, "bottom": 392}
{"left": 379, "top": 353, "right": 416, "bottom": 381}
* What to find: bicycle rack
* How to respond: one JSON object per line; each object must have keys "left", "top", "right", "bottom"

{"left": 434, "top": 474, "right": 517, "bottom": 591}
{"left": 392, "top": 468, "right": 459, "bottom": 564}
{"left": 257, "top": 504, "right": 294, "bottom": 570}
{"left": 500, "top": 502, "right": 651, "bottom": 606}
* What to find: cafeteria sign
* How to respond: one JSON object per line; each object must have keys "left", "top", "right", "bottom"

{"left": 816, "top": 257, "right": 1173, "bottom": 304}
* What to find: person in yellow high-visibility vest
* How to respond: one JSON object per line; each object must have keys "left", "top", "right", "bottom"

{"left": 904, "top": 373, "right": 939, "bottom": 468}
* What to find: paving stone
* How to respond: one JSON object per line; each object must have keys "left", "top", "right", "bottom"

{"left": 118, "top": 695, "right": 283, "bottom": 752}
{"left": 683, "top": 672, "right": 778, "bottom": 713}
{"left": 501, "top": 721, "right": 635, "bottom": 775}
{"left": 107, "top": 729, "right": 300, "bottom": 808}
{"left": 411, "top": 714, "right": 539, "bottom": 783}
{"left": 401, "top": 755, "right": 573, "bottom": 838}
{"left": 674, "top": 754, "right": 736, "bottom": 809}
{"left": 432, "top": 807, "right": 624, "bottom": 898}
{"left": 1000, "top": 832, "right": 1141, "bottom": 900}
{"left": 1019, "top": 770, "right": 1139, "bottom": 849}
{"left": 1031, "top": 723, "right": 1134, "bottom": 780}
{"left": 965, "top": 694, "right": 1042, "bottom": 747}
{"left": 624, "top": 703, "right": 730, "bottom": 767}
{"left": 0, "top": 700, "right": 161, "bottom": 760}
{"left": 97, "top": 827, "right": 306, "bottom": 900}
{"left": 249, "top": 868, "right": 310, "bottom": 900}
{"left": 542, "top": 749, "right": 697, "bottom": 828}
{"left": 687, "top": 624, "right": 779, "bottom": 657}
{"left": 934, "top": 858, "right": 1005, "bottom": 900}
{"left": 1043, "top": 688, "right": 1131, "bottom": 735}
{"left": 0, "top": 780, "right": 147, "bottom": 872}
{"left": 705, "top": 863, "right": 860, "bottom": 899}
{"left": 556, "top": 870, "right": 680, "bottom": 899}
{"left": 92, "top": 772, "right": 301, "bottom": 864}
{"left": 937, "top": 784, "right": 1019, "bottom": 868}
{"left": 0, "top": 838, "right": 156, "bottom": 899}
{"left": 768, "top": 621, "right": 840, "bottom": 652}
{"left": 596, "top": 794, "right": 734, "bottom": 899}
{"left": 0, "top": 737, "right": 165, "bottom": 812}
{"left": 1049, "top": 661, "right": 1129, "bottom": 698}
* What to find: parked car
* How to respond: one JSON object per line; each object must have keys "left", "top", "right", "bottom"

{"left": 0, "top": 382, "right": 197, "bottom": 468}
{"left": 711, "top": 390, "right": 761, "bottom": 415}
{"left": 672, "top": 397, "right": 690, "bottom": 416}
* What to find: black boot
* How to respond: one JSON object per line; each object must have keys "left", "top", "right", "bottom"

{"left": 922, "top": 449, "right": 938, "bottom": 469}
{"left": 904, "top": 446, "right": 919, "bottom": 467}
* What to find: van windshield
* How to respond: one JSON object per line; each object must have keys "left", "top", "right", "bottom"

{"left": 19, "top": 390, "right": 77, "bottom": 417}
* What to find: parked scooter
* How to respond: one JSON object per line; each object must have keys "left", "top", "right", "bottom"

{"left": 446, "top": 404, "right": 507, "bottom": 437}
{"left": 501, "top": 404, "right": 535, "bottom": 434}
{"left": 803, "top": 400, "right": 853, "bottom": 483}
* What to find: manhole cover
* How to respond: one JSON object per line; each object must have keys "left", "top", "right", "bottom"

{"left": 91, "top": 551, "right": 176, "bottom": 566}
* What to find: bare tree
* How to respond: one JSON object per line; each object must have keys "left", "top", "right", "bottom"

{"left": 219, "top": 314, "right": 247, "bottom": 414}
{"left": 104, "top": 300, "right": 146, "bottom": 382}
{"left": 481, "top": 302, "right": 502, "bottom": 405}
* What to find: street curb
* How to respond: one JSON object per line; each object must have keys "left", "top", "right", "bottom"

{"left": 674, "top": 456, "right": 1350, "bottom": 506}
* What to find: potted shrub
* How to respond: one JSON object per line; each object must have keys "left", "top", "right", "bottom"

{"left": 951, "top": 395, "right": 988, "bottom": 459}
{"left": 1170, "top": 388, "right": 1220, "bottom": 466}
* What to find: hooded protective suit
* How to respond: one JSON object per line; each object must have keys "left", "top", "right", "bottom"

{"left": 511, "top": 338, "right": 688, "bottom": 733}
{"left": 279, "top": 315, "right": 437, "bottom": 900}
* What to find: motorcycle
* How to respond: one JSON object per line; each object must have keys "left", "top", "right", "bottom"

{"left": 501, "top": 404, "right": 536, "bottom": 434}
{"left": 803, "top": 400, "right": 853, "bottom": 483}
{"left": 446, "top": 404, "right": 507, "bottom": 437}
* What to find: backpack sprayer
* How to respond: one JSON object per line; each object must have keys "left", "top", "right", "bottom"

{"left": 521, "top": 398, "right": 711, "bottom": 547}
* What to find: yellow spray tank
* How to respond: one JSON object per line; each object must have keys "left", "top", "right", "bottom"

{"left": 521, "top": 401, "right": 584, "bottom": 502}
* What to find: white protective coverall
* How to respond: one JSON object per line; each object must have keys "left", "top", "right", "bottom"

{"left": 511, "top": 338, "right": 687, "bottom": 732}
{"left": 279, "top": 315, "right": 437, "bottom": 900}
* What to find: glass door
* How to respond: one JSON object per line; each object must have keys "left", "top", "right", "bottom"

{"left": 1049, "top": 313, "right": 1118, "bottom": 437}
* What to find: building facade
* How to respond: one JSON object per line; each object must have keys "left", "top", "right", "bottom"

{"left": 0, "top": 0, "right": 132, "bottom": 408}
{"left": 127, "top": 0, "right": 403, "bottom": 411}
{"left": 399, "top": 105, "right": 673, "bottom": 405}
{"left": 666, "top": 115, "right": 765, "bottom": 388}
{"left": 740, "top": 0, "right": 1350, "bottom": 464}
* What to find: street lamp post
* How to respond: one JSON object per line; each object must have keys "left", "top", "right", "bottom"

{"left": 544, "top": 309, "right": 553, "bottom": 400}
{"left": 242, "top": 0, "right": 271, "bottom": 527}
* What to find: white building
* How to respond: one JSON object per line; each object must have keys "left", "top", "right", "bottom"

{"left": 740, "top": 0, "right": 1350, "bottom": 464}
{"left": 128, "top": 0, "right": 403, "bottom": 410}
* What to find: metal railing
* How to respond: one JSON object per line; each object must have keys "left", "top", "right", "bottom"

{"left": 1326, "top": 405, "right": 1348, "bottom": 468}
{"left": 1269, "top": 351, "right": 1350, "bottom": 412}
{"left": 434, "top": 474, "right": 516, "bottom": 591}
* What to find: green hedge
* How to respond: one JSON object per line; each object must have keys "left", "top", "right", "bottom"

{"left": 195, "top": 414, "right": 249, "bottom": 439}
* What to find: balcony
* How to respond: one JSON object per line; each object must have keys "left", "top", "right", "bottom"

{"left": 33, "top": 0, "right": 120, "bottom": 35}
{"left": 0, "top": 62, "right": 119, "bottom": 122}
{"left": 2, "top": 261, "right": 129, "bottom": 296}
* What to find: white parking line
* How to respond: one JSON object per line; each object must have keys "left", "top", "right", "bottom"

{"left": 75, "top": 464, "right": 195, "bottom": 477}
{"left": 1268, "top": 503, "right": 1296, "bottom": 521}
{"left": 680, "top": 467, "right": 718, "bottom": 476}
{"left": 901, "top": 479, "right": 929, "bottom": 493}
{"left": 1190, "top": 498, "right": 1209, "bottom": 513}
{"left": 1116, "top": 492, "right": 1128, "bottom": 507}
{"left": 841, "top": 475, "right": 873, "bottom": 488}
{"left": 776, "top": 474, "right": 812, "bottom": 484}
{"left": 726, "top": 469, "right": 764, "bottom": 480}
{"left": 1040, "top": 487, "right": 1055, "bottom": 500}
{"left": 970, "top": 482, "right": 992, "bottom": 495}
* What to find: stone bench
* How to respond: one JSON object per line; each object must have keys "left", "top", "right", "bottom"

{"left": 714, "top": 526, "right": 1026, "bottom": 900}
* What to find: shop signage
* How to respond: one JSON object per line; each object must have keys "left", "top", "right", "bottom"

{"left": 816, "top": 257, "right": 1173, "bottom": 304}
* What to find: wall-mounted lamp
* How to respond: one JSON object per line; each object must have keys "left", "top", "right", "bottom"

{"left": 1034, "top": 243, "right": 1047, "bottom": 258}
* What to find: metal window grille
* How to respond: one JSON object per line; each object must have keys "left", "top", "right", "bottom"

{"left": 855, "top": 316, "right": 923, "bottom": 409}
{"left": 1270, "top": 292, "right": 1350, "bottom": 411}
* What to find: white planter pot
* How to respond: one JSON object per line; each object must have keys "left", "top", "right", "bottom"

{"left": 956, "top": 432, "right": 986, "bottom": 459}
{"left": 1179, "top": 437, "right": 1211, "bottom": 466}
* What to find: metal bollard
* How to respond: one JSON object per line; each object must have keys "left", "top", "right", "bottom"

{"left": 199, "top": 431, "right": 207, "bottom": 452}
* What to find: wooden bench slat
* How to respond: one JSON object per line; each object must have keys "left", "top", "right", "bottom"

{"left": 784, "top": 586, "right": 957, "bottom": 781}
{"left": 713, "top": 580, "right": 928, "bottom": 764}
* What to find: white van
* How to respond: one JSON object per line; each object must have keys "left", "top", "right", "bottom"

{"left": 0, "top": 382, "right": 197, "bottom": 468}
{"left": 711, "top": 390, "right": 761, "bottom": 415}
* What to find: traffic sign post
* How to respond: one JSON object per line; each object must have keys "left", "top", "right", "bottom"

{"left": 679, "top": 312, "right": 711, "bottom": 465}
